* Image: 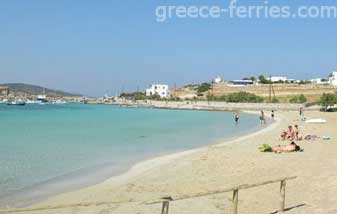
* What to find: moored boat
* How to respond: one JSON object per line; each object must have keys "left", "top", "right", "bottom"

{"left": 7, "top": 99, "right": 26, "bottom": 106}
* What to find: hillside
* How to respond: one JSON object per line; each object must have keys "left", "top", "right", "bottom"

{"left": 172, "top": 83, "right": 337, "bottom": 103}
{"left": 0, "top": 83, "right": 81, "bottom": 97}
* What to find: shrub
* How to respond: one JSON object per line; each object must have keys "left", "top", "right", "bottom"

{"left": 289, "top": 94, "right": 307, "bottom": 103}
{"left": 196, "top": 83, "right": 212, "bottom": 93}
{"left": 271, "top": 97, "right": 280, "bottom": 103}
{"left": 320, "top": 93, "right": 337, "bottom": 110}
{"left": 226, "top": 92, "right": 264, "bottom": 103}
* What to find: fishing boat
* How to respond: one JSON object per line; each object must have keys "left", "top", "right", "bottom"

{"left": 52, "top": 100, "right": 67, "bottom": 104}
{"left": 0, "top": 99, "right": 8, "bottom": 104}
{"left": 37, "top": 88, "right": 48, "bottom": 103}
{"left": 25, "top": 99, "right": 43, "bottom": 104}
{"left": 7, "top": 99, "right": 26, "bottom": 106}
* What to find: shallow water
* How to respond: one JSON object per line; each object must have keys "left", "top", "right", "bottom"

{"left": 0, "top": 103, "right": 261, "bottom": 207}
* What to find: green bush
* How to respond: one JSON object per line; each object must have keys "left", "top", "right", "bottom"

{"left": 320, "top": 93, "right": 337, "bottom": 109}
{"left": 120, "top": 92, "right": 146, "bottom": 100}
{"left": 289, "top": 94, "right": 307, "bottom": 103}
{"left": 271, "top": 97, "right": 280, "bottom": 103}
{"left": 226, "top": 92, "right": 264, "bottom": 103}
{"left": 196, "top": 83, "right": 212, "bottom": 93}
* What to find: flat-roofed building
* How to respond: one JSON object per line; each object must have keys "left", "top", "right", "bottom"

{"left": 228, "top": 80, "right": 255, "bottom": 87}
{"left": 0, "top": 86, "right": 9, "bottom": 96}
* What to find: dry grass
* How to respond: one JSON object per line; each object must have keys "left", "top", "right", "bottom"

{"left": 171, "top": 83, "right": 337, "bottom": 103}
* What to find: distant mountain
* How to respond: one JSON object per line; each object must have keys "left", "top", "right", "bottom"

{"left": 0, "top": 83, "right": 82, "bottom": 97}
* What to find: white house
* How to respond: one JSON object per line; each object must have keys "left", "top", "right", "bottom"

{"left": 213, "top": 76, "right": 223, "bottom": 84}
{"left": 310, "top": 78, "right": 329, "bottom": 84}
{"left": 267, "top": 76, "right": 288, "bottom": 82}
{"left": 146, "top": 84, "right": 169, "bottom": 98}
{"left": 329, "top": 71, "right": 337, "bottom": 86}
{"left": 228, "top": 80, "right": 255, "bottom": 87}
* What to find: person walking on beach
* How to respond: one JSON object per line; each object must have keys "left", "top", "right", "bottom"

{"left": 271, "top": 110, "right": 275, "bottom": 121}
{"left": 234, "top": 112, "right": 239, "bottom": 124}
{"left": 299, "top": 107, "right": 304, "bottom": 120}
{"left": 260, "top": 110, "right": 266, "bottom": 125}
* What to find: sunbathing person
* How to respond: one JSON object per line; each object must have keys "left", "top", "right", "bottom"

{"left": 272, "top": 142, "right": 300, "bottom": 153}
{"left": 280, "top": 131, "right": 288, "bottom": 140}
{"left": 286, "top": 125, "right": 296, "bottom": 141}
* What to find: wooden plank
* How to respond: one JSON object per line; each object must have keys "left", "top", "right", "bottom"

{"left": 161, "top": 201, "right": 169, "bottom": 214}
{"left": 145, "top": 185, "right": 248, "bottom": 205}
{"left": 279, "top": 180, "right": 286, "bottom": 213}
{"left": 232, "top": 189, "right": 239, "bottom": 214}
{"left": 240, "top": 176, "right": 296, "bottom": 190}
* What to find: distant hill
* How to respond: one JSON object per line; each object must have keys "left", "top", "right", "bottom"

{"left": 0, "top": 83, "right": 82, "bottom": 97}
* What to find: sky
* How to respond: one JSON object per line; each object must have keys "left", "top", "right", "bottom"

{"left": 0, "top": 0, "right": 337, "bottom": 96}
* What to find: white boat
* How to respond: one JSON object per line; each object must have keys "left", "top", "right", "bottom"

{"left": 37, "top": 88, "right": 48, "bottom": 102}
{"left": 0, "top": 99, "right": 8, "bottom": 104}
{"left": 52, "top": 100, "right": 67, "bottom": 104}
{"left": 7, "top": 99, "right": 26, "bottom": 106}
{"left": 26, "top": 99, "right": 43, "bottom": 104}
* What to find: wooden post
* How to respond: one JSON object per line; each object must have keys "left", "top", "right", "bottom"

{"left": 279, "top": 180, "right": 286, "bottom": 213}
{"left": 232, "top": 189, "right": 239, "bottom": 214}
{"left": 161, "top": 201, "right": 169, "bottom": 214}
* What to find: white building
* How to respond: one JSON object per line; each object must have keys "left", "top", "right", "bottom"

{"left": 228, "top": 80, "right": 255, "bottom": 87}
{"left": 213, "top": 76, "right": 223, "bottom": 84}
{"left": 310, "top": 78, "right": 329, "bottom": 85}
{"left": 267, "top": 76, "right": 288, "bottom": 82}
{"left": 329, "top": 71, "right": 337, "bottom": 86}
{"left": 145, "top": 84, "right": 169, "bottom": 98}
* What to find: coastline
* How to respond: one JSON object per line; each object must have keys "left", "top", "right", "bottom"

{"left": 10, "top": 110, "right": 337, "bottom": 214}
{"left": 24, "top": 110, "right": 278, "bottom": 208}
{"left": 1, "top": 108, "right": 263, "bottom": 209}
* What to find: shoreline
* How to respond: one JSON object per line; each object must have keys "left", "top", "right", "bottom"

{"left": 12, "top": 110, "right": 337, "bottom": 214}
{"left": 26, "top": 110, "right": 279, "bottom": 209}
{"left": 1, "top": 109, "right": 266, "bottom": 210}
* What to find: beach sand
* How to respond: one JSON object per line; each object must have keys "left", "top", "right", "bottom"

{"left": 20, "top": 111, "right": 337, "bottom": 214}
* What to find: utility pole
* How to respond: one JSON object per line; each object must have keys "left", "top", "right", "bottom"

{"left": 269, "top": 75, "right": 275, "bottom": 102}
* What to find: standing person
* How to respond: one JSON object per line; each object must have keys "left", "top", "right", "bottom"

{"left": 299, "top": 107, "right": 304, "bottom": 120}
{"left": 234, "top": 112, "right": 239, "bottom": 124}
{"left": 260, "top": 110, "right": 266, "bottom": 125}
{"left": 294, "top": 124, "right": 299, "bottom": 140}
{"left": 271, "top": 110, "right": 275, "bottom": 121}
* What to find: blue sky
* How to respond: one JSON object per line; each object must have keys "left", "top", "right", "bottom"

{"left": 0, "top": 0, "right": 337, "bottom": 96}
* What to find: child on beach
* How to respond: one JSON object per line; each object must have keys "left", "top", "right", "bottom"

{"left": 271, "top": 110, "right": 275, "bottom": 120}
{"left": 260, "top": 110, "right": 266, "bottom": 125}
{"left": 234, "top": 112, "right": 239, "bottom": 124}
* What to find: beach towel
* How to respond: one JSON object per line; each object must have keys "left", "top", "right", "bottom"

{"left": 259, "top": 144, "right": 272, "bottom": 152}
{"left": 305, "top": 118, "right": 327, "bottom": 123}
{"left": 304, "top": 135, "right": 320, "bottom": 140}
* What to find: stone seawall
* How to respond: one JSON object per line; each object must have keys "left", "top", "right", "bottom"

{"left": 114, "top": 100, "right": 307, "bottom": 111}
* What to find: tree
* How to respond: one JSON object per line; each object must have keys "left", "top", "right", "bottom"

{"left": 226, "top": 92, "right": 264, "bottom": 103}
{"left": 258, "top": 75, "right": 269, "bottom": 84}
{"left": 196, "top": 83, "right": 212, "bottom": 93}
{"left": 289, "top": 94, "right": 307, "bottom": 103}
{"left": 250, "top": 76, "right": 257, "bottom": 81}
{"left": 320, "top": 93, "right": 337, "bottom": 110}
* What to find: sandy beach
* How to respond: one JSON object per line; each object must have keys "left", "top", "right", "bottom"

{"left": 13, "top": 110, "right": 337, "bottom": 214}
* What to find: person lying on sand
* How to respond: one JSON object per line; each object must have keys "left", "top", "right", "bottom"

{"left": 259, "top": 142, "right": 302, "bottom": 153}
{"left": 272, "top": 142, "right": 301, "bottom": 153}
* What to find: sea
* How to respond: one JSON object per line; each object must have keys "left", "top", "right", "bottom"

{"left": 0, "top": 103, "right": 261, "bottom": 208}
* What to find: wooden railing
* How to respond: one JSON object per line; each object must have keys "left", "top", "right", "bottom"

{"left": 146, "top": 176, "right": 297, "bottom": 214}
{"left": 0, "top": 176, "right": 296, "bottom": 214}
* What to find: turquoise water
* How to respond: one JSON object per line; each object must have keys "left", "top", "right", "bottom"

{"left": 0, "top": 104, "right": 261, "bottom": 207}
